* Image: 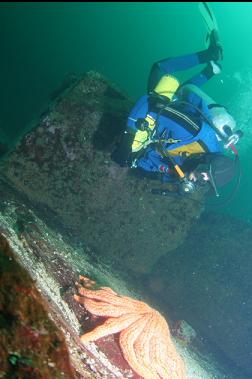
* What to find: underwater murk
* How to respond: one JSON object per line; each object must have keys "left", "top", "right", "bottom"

{"left": 0, "top": 2, "right": 252, "bottom": 379}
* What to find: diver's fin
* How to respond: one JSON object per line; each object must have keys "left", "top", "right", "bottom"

{"left": 199, "top": 2, "right": 220, "bottom": 47}
{"left": 199, "top": 2, "right": 219, "bottom": 33}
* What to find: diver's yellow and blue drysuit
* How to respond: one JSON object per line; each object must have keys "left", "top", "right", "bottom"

{"left": 125, "top": 49, "right": 224, "bottom": 182}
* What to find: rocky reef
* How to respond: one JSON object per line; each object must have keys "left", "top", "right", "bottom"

{"left": 0, "top": 69, "right": 250, "bottom": 379}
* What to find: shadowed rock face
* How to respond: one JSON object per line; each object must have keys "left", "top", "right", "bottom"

{"left": 0, "top": 71, "right": 205, "bottom": 274}
{"left": 145, "top": 213, "right": 252, "bottom": 379}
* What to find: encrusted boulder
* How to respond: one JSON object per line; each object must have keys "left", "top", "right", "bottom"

{"left": 0, "top": 71, "right": 204, "bottom": 273}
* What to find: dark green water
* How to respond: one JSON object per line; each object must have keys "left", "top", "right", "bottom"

{"left": 1, "top": 2, "right": 252, "bottom": 220}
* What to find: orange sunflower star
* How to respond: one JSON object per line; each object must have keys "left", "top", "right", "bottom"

{"left": 74, "top": 279, "right": 187, "bottom": 379}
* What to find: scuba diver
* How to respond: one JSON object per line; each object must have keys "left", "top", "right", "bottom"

{"left": 113, "top": 29, "right": 243, "bottom": 198}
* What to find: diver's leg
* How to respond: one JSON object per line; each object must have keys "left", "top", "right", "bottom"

{"left": 182, "top": 62, "right": 221, "bottom": 88}
{"left": 148, "top": 30, "right": 223, "bottom": 92}
{"left": 148, "top": 52, "right": 202, "bottom": 93}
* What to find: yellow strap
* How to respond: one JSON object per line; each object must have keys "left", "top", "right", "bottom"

{"left": 168, "top": 141, "right": 206, "bottom": 156}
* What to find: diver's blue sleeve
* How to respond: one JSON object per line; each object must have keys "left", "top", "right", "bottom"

{"left": 136, "top": 148, "right": 183, "bottom": 182}
{"left": 137, "top": 149, "right": 164, "bottom": 173}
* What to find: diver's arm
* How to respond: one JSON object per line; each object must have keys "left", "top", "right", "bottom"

{"left": 127, "top": 95, "right": 149, "bottom": 131}
{"left": 137, "top": 150, "right": 173, "bottom": 178}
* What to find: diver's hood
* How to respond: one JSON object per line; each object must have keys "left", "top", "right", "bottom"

{"left": 208, "top": 154, "right": 237, "bottom": 188}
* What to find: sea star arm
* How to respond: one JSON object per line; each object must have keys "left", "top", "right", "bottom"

{"left": 119, "top": 314, "right": 160, "bottom": 379}
{"left": 80, "top": 313, "right": 142, "bottom": 343}
{"left": 74, "top": 295, "right": 139, "bottom": 317}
